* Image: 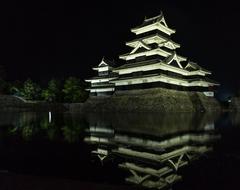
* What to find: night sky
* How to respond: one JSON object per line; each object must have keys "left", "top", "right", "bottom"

{"left": 3, "top": 1, "right": 240, "bottom": 98}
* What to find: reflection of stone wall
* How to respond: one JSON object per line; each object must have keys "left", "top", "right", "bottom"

{"left": 229, "top": 113, "right": 240, "bottom": 127}
{"left": 64, "top": 103, "right": 84, "bottom": 113}
{"left": 85, "top": 112, "right": 220, "bottom": 137}
{"left": 83, "top": 88, "right": 220, "bottom": 113}
{"left": 230, "top": 97, "right": 240, "bottom": 112}
{"left": 0, "top": 112, "right": 22, "bottom": 126}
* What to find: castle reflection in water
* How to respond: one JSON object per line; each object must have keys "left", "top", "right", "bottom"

{"left": 0, "top": 111, "right": 240, "bottom": 189}
{"left": 84, "top": 113, "right": 221, "bottom": 189}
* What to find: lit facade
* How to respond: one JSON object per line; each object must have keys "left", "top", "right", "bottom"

{"left": 85, "top": 58, "right": 117, "bottom": 96}
{"left": 86, "top": 12, "right": 219, "bottom": 96}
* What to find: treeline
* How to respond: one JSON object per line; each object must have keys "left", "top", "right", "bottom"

{"left": 0, "top": 77, "right": 89, "bottom": 103}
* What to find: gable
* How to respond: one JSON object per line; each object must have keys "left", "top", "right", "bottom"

{"left": 98, "top": 60, "right": 108, "bottom": 67}
{"left": 164, "top": 41, "right": 176, "bottom": 49}
{"left": 185, "top": 62, "right": 200, "bottom": 71}
{"left": 134, "top": 47, "right": 150, "bottom": 54}
{"left": 159, "top": 16, "right": 168, "bottom": 27}
{"left": 165, "top": 53, "right": 183, "bottom": 69}
{"left": 170, "top": 60, "right": 180, "bottom": 68}
{"left": 130, "top": 41, "right": 151, "bottom": 54}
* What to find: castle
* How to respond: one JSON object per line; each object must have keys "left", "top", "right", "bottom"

{"left": 85, "top": 12, "right": 219, "bottom": 97}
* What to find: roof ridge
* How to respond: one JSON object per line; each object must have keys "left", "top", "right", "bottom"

{"left": 144, "top": 11, "right": 163, "bottom": 22}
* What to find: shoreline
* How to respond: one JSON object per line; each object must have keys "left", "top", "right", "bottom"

{"left": 0, "top": 90, "right": 239, "bottom": 113}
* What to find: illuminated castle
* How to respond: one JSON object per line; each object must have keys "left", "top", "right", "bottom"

{"left": 86, "top": 12, "right": 219, "bottom": 96}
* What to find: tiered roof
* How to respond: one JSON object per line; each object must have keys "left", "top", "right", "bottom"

{"left": 126, "top": 34, "right": 180, "bottom": 49}
{"left": 86, "top": 11, "right": 219, "bottom": 94}
{"left": 92, "top": 57, "right": 115, "bottom": 70}
{"left": 131, "top": 12, "right": 176, "bottom": 35}
{"left": 116, "top": 12, "right": 215, "bottom": 77}
{"left": 185, "top": 61, "right": 210, "bottom": 73}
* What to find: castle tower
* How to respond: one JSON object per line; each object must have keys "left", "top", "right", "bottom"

{"left": 86, "top": 12, "right": 219, "bottom": 97}
{"left": 110, "top": 12, "right": 219, "bottom": 95}
{"left": 85, "top": 58, "right": 117, "bottom": 96}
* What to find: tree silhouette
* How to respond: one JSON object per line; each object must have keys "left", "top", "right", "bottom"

{"left": 21, "top": 79, "right": 41, "bottom": 100}
{"left": 62, "top": 77, "right": 88, "bottom": 103}
{"left": 41, "top": 79, "right": 61, "bottom": 102}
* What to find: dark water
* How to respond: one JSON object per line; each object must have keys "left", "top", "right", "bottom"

{"left": 0, "top": 111, "right": 239, "bottom": 190}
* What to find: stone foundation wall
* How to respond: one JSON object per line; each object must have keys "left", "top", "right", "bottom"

{"left": 196, "top": 92, "right": 221, "bottom": 112}
{"left": 82, "top": 88, "right": 221, "bottom": 113}
{"left": 0, "top": 95, "right": 67, "bottom": 112}
{"left": 0, "top": 95, "right": 31, "bottom": 111}
{"left": 0, "top": 90, "right": 221, "bottom": 113}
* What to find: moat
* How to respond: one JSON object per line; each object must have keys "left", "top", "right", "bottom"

{"left": 0, "top": 111, "right": 239, "bottom": 190}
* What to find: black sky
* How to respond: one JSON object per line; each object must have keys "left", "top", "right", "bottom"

{"left": 3, "top": 0, "right": 240, "bottom": 96}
